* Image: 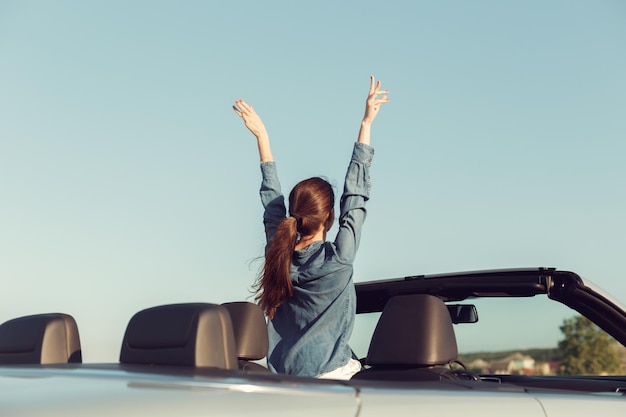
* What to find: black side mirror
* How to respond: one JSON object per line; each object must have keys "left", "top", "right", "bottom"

{"left": 447, "top": 304, "right": 478, "bottom": 324}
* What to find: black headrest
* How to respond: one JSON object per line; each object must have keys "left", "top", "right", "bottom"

{"left": 222, "top": 302, "right": 268, "bottom": 361}
{"left": 366, "top": 294, "right": 458, "bottom": 367}
{"left": 0, "top": 313, "right": 82, "bottom": 364}
{"left": 120, "top": 303, "right": 237, "bottom": 369}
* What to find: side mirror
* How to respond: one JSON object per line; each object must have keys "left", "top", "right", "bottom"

{"left": 447, "top": 304, "right": 478, "bottom": 324}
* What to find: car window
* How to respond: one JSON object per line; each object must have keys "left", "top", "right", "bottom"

{"left": 351, "top": 295, "right": 626, "bottom": 376}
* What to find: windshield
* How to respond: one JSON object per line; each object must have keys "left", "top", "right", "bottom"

{"left": 351, "top": 295, "right": 626, "bottom": 376}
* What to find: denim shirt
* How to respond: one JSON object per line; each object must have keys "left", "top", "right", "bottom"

{"left": 259, "top": 142, "right": 374, "bottom": 377}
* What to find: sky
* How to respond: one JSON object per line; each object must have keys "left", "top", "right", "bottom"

{"left": 1, "top": 0, "right": 625, "bottom": 362}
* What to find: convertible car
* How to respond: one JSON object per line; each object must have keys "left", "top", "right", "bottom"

{"left": 1, "top": 267, "right": 625, "bottom": 416}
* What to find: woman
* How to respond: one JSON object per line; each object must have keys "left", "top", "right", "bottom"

{"left": 233, "top": 76, "right": 388, "bottom": 379}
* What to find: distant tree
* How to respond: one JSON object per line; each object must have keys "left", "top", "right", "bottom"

{"left": 557, "top": 315, "right": 622, "bottom": 375}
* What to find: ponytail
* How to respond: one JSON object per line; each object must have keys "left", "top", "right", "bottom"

{"left": 255, "top": 177, "right": 335, "bottom": 319}
{"left": 256, "top": 216, "right": 298, "bottom": 319}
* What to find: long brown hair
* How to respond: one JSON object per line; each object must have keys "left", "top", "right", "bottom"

{"left": 256, "top": 177, "right": 335, "bottom": 319}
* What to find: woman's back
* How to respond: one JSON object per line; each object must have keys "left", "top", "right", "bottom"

{"left": 233, "top": 75, "right": 388, "bottom": 378}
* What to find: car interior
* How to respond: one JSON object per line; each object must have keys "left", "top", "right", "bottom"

{"left": 1, "top": 283, "right": 625, "bottom": 395}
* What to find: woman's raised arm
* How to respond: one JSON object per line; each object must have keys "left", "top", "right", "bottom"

{"left": 357, "top": 75, "right": 389, "bottom": 146}
{"left": 233, "top": 99, "right": 274, "bottom": 163}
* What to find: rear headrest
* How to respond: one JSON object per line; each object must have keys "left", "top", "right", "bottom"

{"left": 119, "top": 303, "right": 237, "bottom": 369}
{"left": 222, "top": 302, "right": 268, "bottom": 361}
{"left": 366, "top": 294, "right": 458, "bottom": 367}
{"left": 0, "top": 313, "right": 82, "bottom": 365}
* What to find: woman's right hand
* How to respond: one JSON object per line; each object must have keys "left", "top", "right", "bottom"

{"left": 233, "top": 99, "right": 269, "bottom": 140}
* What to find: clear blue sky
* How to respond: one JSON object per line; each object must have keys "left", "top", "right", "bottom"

{"left": 1, "top": 1, "right": 624, "bottom": 361}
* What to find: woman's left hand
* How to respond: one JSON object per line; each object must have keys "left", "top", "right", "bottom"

{"left": 363, "top": 76, "right": 389, "bottom": 124}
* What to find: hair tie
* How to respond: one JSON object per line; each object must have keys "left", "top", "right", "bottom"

{"left": 290, "top": 213, "right": 302, "bottom": 228}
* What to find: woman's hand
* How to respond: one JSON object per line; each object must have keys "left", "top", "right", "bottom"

{"left": 362, "top": 75, "right": 389, "bottom": 124}
{"left": 357, "top": 76, "right": 389, "bottom": 145}
{"left": 233, "top": 99, "right": 274, "bottom": 162}
{"left": 233, "top": 99, "right": 269, "bottom": 140}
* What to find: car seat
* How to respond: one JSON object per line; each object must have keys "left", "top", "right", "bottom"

{"left": 0, "top": 313, "right": 82, "bottom": 365}
{"left": 119, "top": 303, "right": 237, "bottom": 369}
{"left": 352, "top": 294, "right": 472, "bottom": 381}
{"left": 222, "top": 301, "right": 270, "bottom": 373}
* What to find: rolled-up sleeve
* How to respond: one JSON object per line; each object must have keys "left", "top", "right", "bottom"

{"left": 334, "top": 142, "right": 374, "bottom": 262}
{"left": 260, "top": 162, "right": 286, "bottom": 244}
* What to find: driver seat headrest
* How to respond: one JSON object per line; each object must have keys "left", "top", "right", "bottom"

{"left": 366, "top": 294, "right": 458, "bottom": 367}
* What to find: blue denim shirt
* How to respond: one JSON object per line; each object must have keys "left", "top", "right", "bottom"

{"left": 259, "top": 142, "right": 374, "bottom": 377}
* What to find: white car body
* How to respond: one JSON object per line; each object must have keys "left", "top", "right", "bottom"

{"left": 1, "top": 365, "right": 625, "bottom": 416}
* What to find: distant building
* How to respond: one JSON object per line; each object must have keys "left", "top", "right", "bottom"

{"left": 490, "top": 352, "right": 535, "bottom": 374}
